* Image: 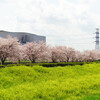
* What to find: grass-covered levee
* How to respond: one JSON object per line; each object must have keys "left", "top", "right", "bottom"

{"left": 0, "top": 63, "right": 100, "bottom": 100}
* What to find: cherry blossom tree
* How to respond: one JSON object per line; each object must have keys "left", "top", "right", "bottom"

{"left": 24, "top": 41, "right": 48, "bottom": 63}
{"left": 8, "top": 44, "right": 26, "bottom": 64}
{"left": 63, "top": 47, "right": 76, "bottom": 62}
{"left": 0, "top": 35, "right": 99, "bottom": 64}
{"left": 50, "top": 46, "right": 66, "bottom": 63}
{"left": 82, "top": 50, "right": 100, "bottom": 62}
{"left": 0, "top": 36, "right": 19, "bottom": 65}
{"left": 37, "top": 44, "right": 51, "bottom": 62}
{"left": 73, "top": 51, "right": 82, "bottom": 62}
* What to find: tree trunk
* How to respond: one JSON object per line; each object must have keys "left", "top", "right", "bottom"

{"left": 18, "top": 60, "right": 21, "bottom": 64}
{"left": 1, "top": 60, "right": 5, "bottom": 65}
{"left": 66, "top": 57, "right": 70, "bottom": 62}
{"left": 31, "top": 59, "right": 35, "bottom": 63}
{"left": 52, "top": 59, "right": 56, "bottom": 63}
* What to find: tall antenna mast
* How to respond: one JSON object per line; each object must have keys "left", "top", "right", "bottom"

{"left": 95, "top": 28, "right": 99, "bottom": 50}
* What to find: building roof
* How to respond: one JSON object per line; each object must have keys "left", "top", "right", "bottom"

{"left": 0, "top": 30, "right": 45, "bottom": 37}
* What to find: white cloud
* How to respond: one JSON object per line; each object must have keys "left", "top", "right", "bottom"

{"left": 0, "top": 0, "right": 99, "bottom": 50}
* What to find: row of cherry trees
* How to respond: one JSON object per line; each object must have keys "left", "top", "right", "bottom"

{"left": 0, "top": 36, "right": 100, "bottom": 64}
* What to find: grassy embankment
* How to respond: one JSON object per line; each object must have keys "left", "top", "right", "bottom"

{"left": 0, "top": 63, "right": 100, "bottom": 100}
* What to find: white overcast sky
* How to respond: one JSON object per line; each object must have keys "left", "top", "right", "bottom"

{"left": 0, "top": 0, "right": 100, "bottom": 51}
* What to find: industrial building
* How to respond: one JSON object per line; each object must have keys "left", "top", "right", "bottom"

{"left": 0, "top": 30, "right": 46, "bottom": 44}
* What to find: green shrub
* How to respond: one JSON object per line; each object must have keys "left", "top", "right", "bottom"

{"left": 3, "top": 61, "right": 93, "bottom": 68}
{"left": 25, "top": 63, "right": 37, "bottom": 67}
{"left": 0, "top": 65, "right": 5, "bottom": 68}
{"left": 38, "top": 62, "right": 85, "bottom": 67}
{"left": 6, "top": 64, "right": 24, "bottom": 67}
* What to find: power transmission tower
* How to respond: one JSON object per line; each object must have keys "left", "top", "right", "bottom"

{"left": 95, "top": 28, "right": 99, "bottom": 50}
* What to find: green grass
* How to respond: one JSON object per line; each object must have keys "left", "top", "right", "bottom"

{"left": 0, "top": 63, "right": 100, "bottom": 100}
